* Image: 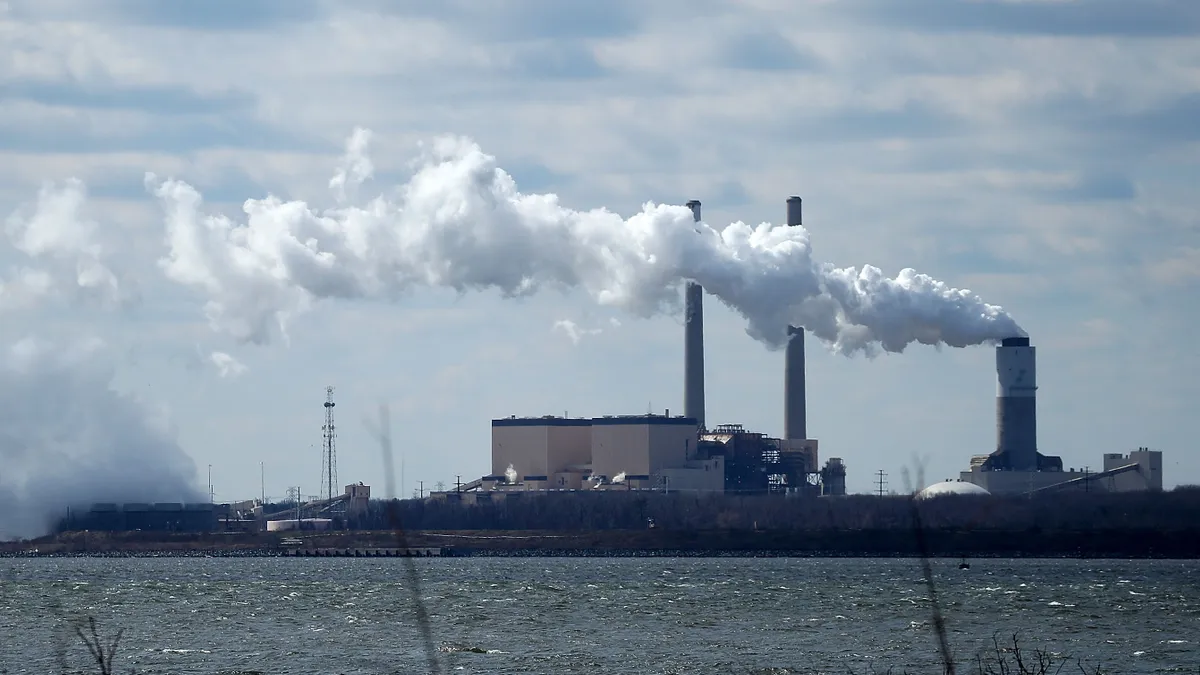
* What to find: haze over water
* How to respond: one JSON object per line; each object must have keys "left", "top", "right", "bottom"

{"left": 1, "top": 557, "right": 1194, "bottom": 674}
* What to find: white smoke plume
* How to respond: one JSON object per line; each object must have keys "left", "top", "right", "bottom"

{"left": 611, "top": 471, "right": 627, "bottom": 484}
{"left": 145, "top": 129, "right": 1024, "bottom": 354}
{"left": 0, "top": 337, "right": 202, "bottom": 540}
{"left": 3, "top": 179, "right": 127, "bottom": 311}
{"left": 552, "top": 319, "right": 602, "bottom": 345}
{"left": 504, "top": 464, "right": 518, "bottom": 484}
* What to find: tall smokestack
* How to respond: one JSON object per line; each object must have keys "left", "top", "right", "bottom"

{"left": 784, "top": 197, "right": 806, "bottom": 440}
{"left": 996, "top": 336, "right": 1038, "bottom": 470}
{"left": 684, "top": 199, "right": 705, "bottom": 430}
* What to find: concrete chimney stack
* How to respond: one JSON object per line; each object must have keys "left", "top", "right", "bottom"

{"left": 784, "top": 196, "right": 806, "bottom": 440}
{"left": 787, "top": 196, "right": 802, "bottom": 227}
{"left": 684, "top": 200, "right": 705, "bottom": 430}
{"left": 996, "top": 336, "right": 1038, "bottom": 470}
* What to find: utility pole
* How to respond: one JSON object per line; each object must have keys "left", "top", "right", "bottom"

{"left": 875, "top": 470, "right": 888, "bottom": 497}
{"left": 455, "top": 475, "right": 463, "bottom": 493}
{"left": 260, "top": 462, "right": 265, "bottom": 503}
{"left": 208, "top": 465, "right": 214, "bottom": 503}
{"left": 418, "top": 480, "right": 424, "bottom": 499}
{"left": 286, "top": 486, "right": 302, "bottom": 528}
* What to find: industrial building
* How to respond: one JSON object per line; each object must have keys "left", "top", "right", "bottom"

{"left": 65, "top": 502, "right": 219, "bottom": 532}
{"left": 956, "top": 337, "right": 1164, "bottom": 495}
{"left": 486, "top": 413, "right": 722, "bottom": 492}
{"left": 445, "top": 197, "right": 847, "bottom": 499}
{"left": 62, "top": 482, "right": 374, "bottom": 534}
{"left": 442, "top": 197, "right": 1165, "bottom": 502}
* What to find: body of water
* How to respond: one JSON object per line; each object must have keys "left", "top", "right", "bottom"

{"left": 0, "top": 557, "right": 1195, "bottom": 674}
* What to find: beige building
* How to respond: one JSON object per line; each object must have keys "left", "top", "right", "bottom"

{"left": 1101, "top": 448, "right": 1163, "bottom": 491}
{"left": 345, "top": 483, "right": 371, "bottom": 517}
{"left": 491, "top": 416, "right": 592, "bottom": 481}
{"left": 488, "top": 414, "right": 721, "bottom": 492}
{"left": 590, "top": 415, "right": 699, "bottom": 480}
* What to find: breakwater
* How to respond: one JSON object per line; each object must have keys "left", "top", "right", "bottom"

{"left": 5, "top": 527, "right": 1200, "bottom": 558}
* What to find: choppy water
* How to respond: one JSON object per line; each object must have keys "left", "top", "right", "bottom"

{"left": 0, "top": 557, "right": 1195, "bottom": 674}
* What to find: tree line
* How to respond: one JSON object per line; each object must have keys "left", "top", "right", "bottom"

{"left": 342, "top": 485, "right": 1200, "bottom": 532}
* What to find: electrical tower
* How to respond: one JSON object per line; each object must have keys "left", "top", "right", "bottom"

{"left": 875, "top": 470, "right": 888, "bottom": 497}
{"left": 320, "top": 386, "right": 338, "bottom": 501}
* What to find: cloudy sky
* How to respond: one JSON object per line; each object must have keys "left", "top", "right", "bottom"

{"left": 1, "top": 0, "right": 1196, "bottom": 516}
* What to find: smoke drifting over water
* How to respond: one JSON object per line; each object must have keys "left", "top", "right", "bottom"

{"left": 0, "top": 338, "right": 202, "bottom": 540}
{"left": 147, "top": 128, "right": 1023, "bottom": 354}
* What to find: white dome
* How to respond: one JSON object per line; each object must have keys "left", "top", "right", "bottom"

{"left": 917, "top": 480, "right": 991, "bottom": 499}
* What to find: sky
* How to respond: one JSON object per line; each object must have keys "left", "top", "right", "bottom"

{"left": 1, "top": 0, "right": 1197, "bottom": 524}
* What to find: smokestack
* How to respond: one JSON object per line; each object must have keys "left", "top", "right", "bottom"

{"left": 784, "top": 196, "right": 806, "bottom": 440}
{"left": 787, "top": 196, "right": 802, "bottom": 227}
{"left": 684, "top": 199, "right": 705, "bottom": 430}
{"left": 996, "top": 336, "right": 1037, "bottom": 471}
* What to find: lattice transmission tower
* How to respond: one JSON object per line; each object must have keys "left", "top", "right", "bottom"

{"left": 320, "top": 386, "right": 338, "bottom": 501}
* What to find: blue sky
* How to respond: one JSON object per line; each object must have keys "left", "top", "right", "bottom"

{"left": 1, "top": 0, "right": 1196, "bottom": 513}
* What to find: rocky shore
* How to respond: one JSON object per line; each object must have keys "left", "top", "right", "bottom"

{"left": 4, "top": 526, "right": 1198, "bottom": 558}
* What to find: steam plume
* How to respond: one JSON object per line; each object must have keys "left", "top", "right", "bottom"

{"left": 146, "top": 129, "right": 1023, "bottom": 354}
{"left": 504, "top": 464, "right": 518, "bottom": 484}
{"left": 3, "top": 179, "right": 126, "bottom": 311}
{"left": 0, "top": 338, "right": 202, "bottom": 540}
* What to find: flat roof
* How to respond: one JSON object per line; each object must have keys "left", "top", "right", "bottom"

{"left": 591, "top": 415, "right": 698, "bottom": 426}
{"left": 492, "top": 414, "right": 699, "bottom": 428}
{"left": 492, "top": 417, "right": 592, "bottom": 427}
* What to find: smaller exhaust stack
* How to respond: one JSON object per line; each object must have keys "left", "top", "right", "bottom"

{"left": 784, "top": 196, "right": 806, "bottom": 440}
{"left": 684, "top": 200, "right": 706, "bottom": 430}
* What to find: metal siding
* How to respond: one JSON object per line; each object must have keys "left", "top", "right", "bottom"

{"left": 491, "top": 425, "right": 550, "bottom": 478}
{"left": 591, "top": 424, "right": 651, "bottom": 478}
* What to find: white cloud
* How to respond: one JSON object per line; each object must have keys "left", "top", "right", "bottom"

{"left": 552, "top": 319, "right": 602, "bottom": 345}
{"left": 328, "top": 126, "right": 373, "bottom": 203}
{"left": 1147, "top": 247, "right": 1200, "bottom": 286}
{"left": 208, "top": 350, "right": 246, "bottom": 378}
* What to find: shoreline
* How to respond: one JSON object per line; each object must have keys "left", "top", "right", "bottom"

{"left": 2, "top": 549, "right": 1197, "bottom": 559}
{"left": 5, "top": 527, "right": 1199, "bottom": 559}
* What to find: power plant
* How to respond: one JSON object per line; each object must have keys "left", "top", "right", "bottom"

{"left": 59, "top": 196, "right": 1167, "bottom": 535}
{"left": 452, "top": 196, "right": 844, "bottom": 501}
{"left": 453, "top": 196, "right": 1163, "bottom": 501}
{"left": 954, "top": 337, "right": 1163, "bottom": 494}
